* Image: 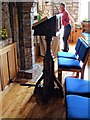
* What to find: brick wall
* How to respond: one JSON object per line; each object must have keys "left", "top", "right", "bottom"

{"left": 1, "top": 2, "right": 12, "bottom": 38}
{"left": 43, "top": 0, "right": 79, "bottom": 22}
{"left": 17, "top": 2, "right": 35, "bottom": 70}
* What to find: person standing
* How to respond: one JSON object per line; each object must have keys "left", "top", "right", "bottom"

{"left": 60, "top": 2, "right": 72, "bottom": 52}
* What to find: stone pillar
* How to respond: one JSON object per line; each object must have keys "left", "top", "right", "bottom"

{"left": 17, "top": 2, "right": 35, "bottom": 70}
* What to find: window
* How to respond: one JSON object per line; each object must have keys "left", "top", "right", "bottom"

{"left": 79, "top": 0, "right": 90, "bottom": 21}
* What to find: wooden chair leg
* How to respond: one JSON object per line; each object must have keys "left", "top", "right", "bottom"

{"left": 81, "top": 69, "right": 84, "bottom": 79}
{"left": 58, "top": 69, "right": 62, "bottom": 84}
{"left": 76, "top": 72, "right": 79, "bottom": 78}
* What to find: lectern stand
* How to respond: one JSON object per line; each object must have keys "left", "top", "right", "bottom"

{"left": 21, "top": 15, "right": 63, "bottom": 103}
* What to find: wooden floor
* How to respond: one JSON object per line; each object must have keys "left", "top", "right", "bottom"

{"left": 0, "top": 43, "right": 90, "bottom": 119}
{"left": 0, "top": 82, "right": 66, "bottom": 119}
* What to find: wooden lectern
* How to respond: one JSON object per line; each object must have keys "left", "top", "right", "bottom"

{"left": 21, "top": 15, "right": 63, "bottom": 103}
{"left": 32, "top": 15, "right": 63, "bottom": 103}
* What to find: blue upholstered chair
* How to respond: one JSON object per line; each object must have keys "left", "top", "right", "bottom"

{"left": 58, "top": 37, "right": 90, "bottom": 83}
{"left": 58, "top": 37, "right": 82, "bottom": 59}
{"left": 65, "top": 77, "right": 90, "bottom": 97}
{"left": 66, "top": 95, "right": 90, "bottom": 119}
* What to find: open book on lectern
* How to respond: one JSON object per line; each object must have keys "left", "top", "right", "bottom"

{"left": 32, "top": 14, "right": 61, "bottom": 37}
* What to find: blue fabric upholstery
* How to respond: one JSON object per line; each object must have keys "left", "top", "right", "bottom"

{"left": 58, "top": 52, "right": 77, "bottom": 59}
{"left": 58, "top": 58, "right": 81, "bottom": 69}
{"left": 75, "top": 37, "right": 83, "bottom": 53}
{"left": 66, "top": 95, "right": 90, "bottom": 119}
{"left": 78, "top": 39, "right": 90, "bottom": 62}
{"left": 65, "top": 77, "right": 90, "bottom": 97}
{"left": 57, "top": 37, "right": 82, "bottom": 59}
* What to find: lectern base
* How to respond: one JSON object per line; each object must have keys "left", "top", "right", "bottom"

{"left": 34, "top": 87, "right": 63, "bottom": 104}
{"left": 34, "top": 87, "right": 64, "bottom": 98}
{"left": 20, "top": 74, "right": 64, "bottom": 103}
{"left": 33, "top": 74, "right": 64, "bottom": 103}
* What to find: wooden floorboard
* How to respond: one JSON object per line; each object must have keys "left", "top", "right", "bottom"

{"left": 0, "top": 82, "right": 66, "bottom": 119}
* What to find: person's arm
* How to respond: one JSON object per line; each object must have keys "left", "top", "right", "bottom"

{"left": 69, "top": 14, "right": 75, "bottom": 29}
{"left": 69, "top": 14, "right": 75, "bottom": 23}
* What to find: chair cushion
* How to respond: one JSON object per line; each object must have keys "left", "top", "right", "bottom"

{"left": 58, "top": 58, "right": 82, "bottom": 69}
{"left": 66, "top": 95, "right": 90, "bottom": 119}
{"left": 57, "top": 37, "right": 83, "bottom": 59}
{"left": 58, "top": 52, "right": 77, "bottom": 59}
{"left": 78, "top": 38, "right": 90, "bottom": 62}
{"left": 65, "top": 77, "right": 90, "bottom": 97}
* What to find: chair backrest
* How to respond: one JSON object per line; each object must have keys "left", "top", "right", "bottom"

{"left": 78, "top": 38, "right": 90, "bottom": 63}
{"left": 75, "top": 37, "right": 83, "bottom": 54}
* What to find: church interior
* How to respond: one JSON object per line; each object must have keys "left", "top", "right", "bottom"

{"left": 0, "top": 0, "right": 90, "bottom": 119}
